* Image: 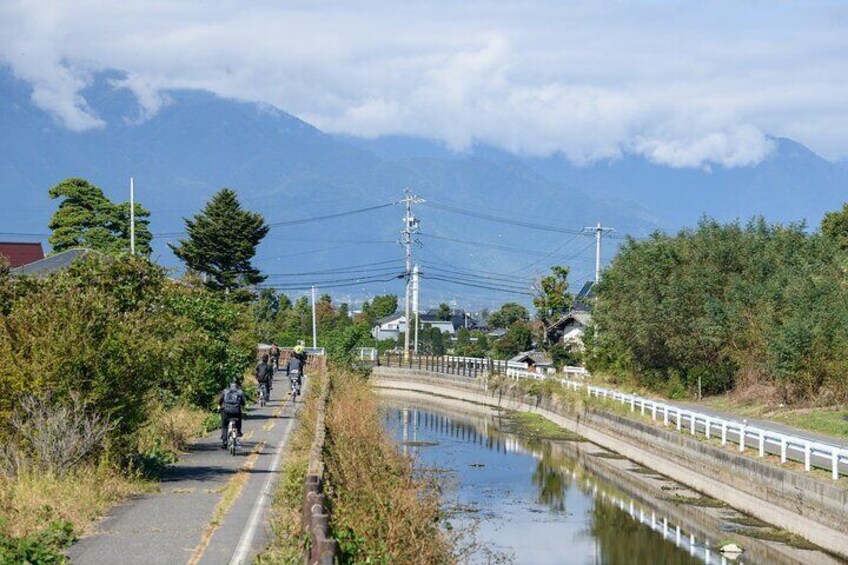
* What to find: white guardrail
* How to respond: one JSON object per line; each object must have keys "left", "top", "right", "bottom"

{"left": 505, "top": 368, "right": 848, "bottom": 480}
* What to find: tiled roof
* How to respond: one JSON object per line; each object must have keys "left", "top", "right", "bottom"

{"left": 0, "top": 242, "right": 44, "bottom": 268}
{"left": 11, "top": 248, "right": 102, "bottom": 278}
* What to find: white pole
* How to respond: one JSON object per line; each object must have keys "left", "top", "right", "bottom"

{"left": 404, "top": 193, "right": 412, "bottom": 359}
{"left": 595, "top": 222, "right": 601, "bottom": 283}
{"left": 130, "top": 177, "right": 135, "bottom": 255}
{"left": 413, "top": 264, "right": 420, "bottom": 354}
{"left": 311, "top": 285, "right": 318, "bottom": 349}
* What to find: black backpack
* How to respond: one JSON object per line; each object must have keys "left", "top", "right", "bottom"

{"left": 222, "top": 389, "right": 241, "bottom": 413}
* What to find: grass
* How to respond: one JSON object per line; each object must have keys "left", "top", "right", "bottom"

{"left": 502, "top": 411, "right": 585, "bottom": 441}
{"left": 0, "top": 465, "right": 145, "bottom": 540}
{"left": 0, "top": 402, "right": 213, "bottom": 563}
{"left": 737, "top": 527, "right": 820, "bottom": 550}
{"left": 323, "top": 369, "right": 455, "bottom": 564}
{"left": 666, "top": 494, "right": 725, "bottom": 507}
{"left": 728, "top": 515, "right": 770, "bottom": 528}
{"left": 255, "top": 374, "right": 321, "bottom": 564}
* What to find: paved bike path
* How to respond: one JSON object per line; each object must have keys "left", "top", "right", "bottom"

{"left": 69, "top": 375, "right": 302, "bottom": 565}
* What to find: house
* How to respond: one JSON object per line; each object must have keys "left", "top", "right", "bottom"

{"left": 371, "top": 311, "right": 459, "bottom": 341}
{"left": 11, "top": 248, "right": 102, "bottom": 278}
{"left": 509, "top": 350, "right": 554, "bottom": 373}
{"left": 544, "top": 281, "right": 595, "bottom": 349}
{"left": 371, "top": 312, "right": 407, "bottom": 341}
{"left": 0, "top": 242, "right": 44, "bottom": 268}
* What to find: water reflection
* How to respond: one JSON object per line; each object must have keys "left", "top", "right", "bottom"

{"left": 382, "top": 402, "right": 752, "bottom": 565}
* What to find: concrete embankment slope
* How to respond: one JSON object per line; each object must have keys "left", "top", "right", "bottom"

{"left": 372, "top": 367, "right": 848, "bottom": 559}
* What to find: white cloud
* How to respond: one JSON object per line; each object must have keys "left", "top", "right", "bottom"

{"left": 1, "top": 0, "right": 847, "bottom": 167}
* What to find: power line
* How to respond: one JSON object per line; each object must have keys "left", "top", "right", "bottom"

{"left": 261, "top": 258, "right": 404, "bottom": 277}
{"left": 423, "top": 200, "right": 587, "bottom": 235}
{"left": 153, "top": 201, "right": 399, "bottom": 237}
{"left": 418, "top": 232, "right": 559, "bottom": 256}
{"left": 419, "top": 274, "right": 534, "bottom": 296}
{"left": 417, "top": 261, "right": 534, "bottom": 285}
{"left": 420, "top": 272, "right": 532, "bottom": 294}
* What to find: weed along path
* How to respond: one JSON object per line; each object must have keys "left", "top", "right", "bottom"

{"left": 69, "top": 377, "right": 303, "bottom": 565}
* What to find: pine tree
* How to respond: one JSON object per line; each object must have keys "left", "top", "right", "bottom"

{"left": 170, "top": 188, "right": 269, "bottom": 296}
{"left": 48, "top": 177, "right": 152, "bottom": 255}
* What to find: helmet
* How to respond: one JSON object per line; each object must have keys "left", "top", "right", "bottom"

{"left": 294, "top": 344, "right": 305, "bottom": 354}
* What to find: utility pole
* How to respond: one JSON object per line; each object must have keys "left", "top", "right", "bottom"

{"left": 400, "top": 189, "right": 423, "bottom": 359}
{"left": 129, "top": 177, "right": 135, "bottom": 255}
{"left": 413, "top": 264, "right": 420, "bottom": 354}
{"left": 583, "top": 222, "right": 615, "bottom": 282}
{"left": 311, "top": 285, "right": 318, "bottom": 349}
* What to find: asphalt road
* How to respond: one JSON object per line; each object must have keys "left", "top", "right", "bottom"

{"left": 69, "top": 375, "right": 303, "bottom": 565}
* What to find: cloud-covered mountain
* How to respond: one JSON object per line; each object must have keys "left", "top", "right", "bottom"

{"left": 2, "top": 68, "right": 846, "bottom": 305}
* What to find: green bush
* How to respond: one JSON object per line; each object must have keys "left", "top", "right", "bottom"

{"left": 0, "top": 519, "right": 75, "bottom": 565}
{"left": 589, "top": 215, "right": 848, "bottom": 402}
{"left": 0, "top": 255, "right": 253, "bottom": 462}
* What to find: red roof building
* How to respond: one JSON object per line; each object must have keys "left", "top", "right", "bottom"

{"left": 0, "top": 242, "right": 45, "bottom": 268}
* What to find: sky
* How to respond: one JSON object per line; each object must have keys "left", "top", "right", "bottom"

{"left": 2, "top": 1, "right": 847, "bottom": 168}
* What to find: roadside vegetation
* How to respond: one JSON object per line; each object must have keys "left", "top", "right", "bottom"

{"left": 587, "top": 204, "right": 848, "bottom": 406}
{"left": 0, "top": 254, "right": 254, "bottom": 561}
{"left": 0, "top": 179, "right": 272, "bottom": 562}
{"left": 323, "top": 369, "right": 454, "bottom": 564}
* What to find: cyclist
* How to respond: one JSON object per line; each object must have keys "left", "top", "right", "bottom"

{"left": 293, "top": 343, "right": 307, "bottom": 365}
{"left": 269, "top": 342, "right": 281, "bottom": 372}
{"left": 256, "top": 353, "right": 274, "bottom": 399}
{"left": 285, "top": 353, "right": 304, "bottom": 396}
{"left": 218, "top": 380, "right": 245, "bottom": 448}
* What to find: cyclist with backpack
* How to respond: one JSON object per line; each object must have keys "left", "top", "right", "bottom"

{"left": 285, "top": 354, "right": 304, "bottom": 397}
{"left": 256, "top": 354, "right": 274, "bottom": 398}
{"left": 218, "top": 380, "right": 246, "bottom": 448}
{"left": 269, "top": 342, "right": 281, "bottom": 372}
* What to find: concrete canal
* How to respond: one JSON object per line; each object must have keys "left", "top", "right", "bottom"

{"left": 378, "top": 390, "right": 841, "bottom": 565}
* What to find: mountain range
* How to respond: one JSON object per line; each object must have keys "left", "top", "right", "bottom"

{"left": 2, "top": 67, "right": 846, "bottom": 307}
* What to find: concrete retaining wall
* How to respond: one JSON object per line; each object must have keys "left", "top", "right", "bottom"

{"left": 371, "top": 367, "right": 848, "bottom": 558}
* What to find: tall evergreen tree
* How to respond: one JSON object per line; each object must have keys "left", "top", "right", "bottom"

{"left": 48, "top": 177, "right": 152, "bottom": 255}
{"left": 170, "top": 188, "right": 269, "bottom": 296}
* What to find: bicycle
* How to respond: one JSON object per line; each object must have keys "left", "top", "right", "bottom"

{"left": 290, "top": 375, "right": 301, "bottom": 398}
{"left": 258, "top": 382, "right": 268, "bottom": 407}
{"left": 226, "top": 418, "right": 239, "bottom": 456}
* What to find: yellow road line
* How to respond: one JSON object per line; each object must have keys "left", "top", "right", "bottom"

{"left": 186, "top": 392, "right": 291, "bottom": 564}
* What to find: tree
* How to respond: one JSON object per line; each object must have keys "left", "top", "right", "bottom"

{"left": 455, "top": 327, "right": 472, "bottom": 355}
{"left": 170, "top": 189, "right": 269, "bottom": 297}
{"left": 494, "top": 322, "right": 533, "bottom": 358}
{"left": 436, "top": 303, "right": 452, "bottom": 321}
{"left": 534, "top": 266, "right": 574, "bottom": 342}
{"left": 48, "top": 177, "right": 152, "bottom": 256}
{"left": 370, "top": 294, "right": 398, "bottom": 320}
{"left": 488, "top": 302, "right": 529, "bottom": 329}
{"left": 822, "top": 202, "right": 848, "bottom": 252}
{"left": 254, "top": 288, "right": 279, "bottom": 324}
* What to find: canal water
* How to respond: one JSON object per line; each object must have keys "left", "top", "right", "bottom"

{"left": 379, "top": 393, "right": 831, "bottom": 565}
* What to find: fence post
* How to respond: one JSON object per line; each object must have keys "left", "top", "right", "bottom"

{"left": 739, "top": 424, "right": 746, "bottom": 453}
{"left": 417, "top": 354, "right": 421, "bottom": 370}
{"left": 832, "top": 448, "right": 839, "bottom": 480}
{"left": 804, "top": 442, "right": 811, "bottom": 471}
